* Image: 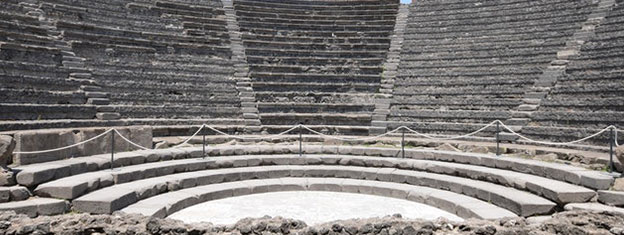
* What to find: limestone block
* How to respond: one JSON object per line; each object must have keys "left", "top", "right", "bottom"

{"left": 12, "top": 126, "right": 152, "bottom": 165}
{"left": 36, "top": 198, "right": 69, "bottom": 216}
{"left": 0, "top": 187, "right": 10, "bottom": 202}
{"left": 0, "top": 167, "right": 15, "bottom": 187}
{"left": 73, "top": 189, "right": 139, "bottom": 214}
{"left": 0, "top": 135, "right": 15, "bottom": 167}
{"left": 13, "top": 129, "right": 76, "bottom": 165}
{"left": 8, "top": 186, "right": 30, "bottom": 201}
{"left": 0, "top": 199, "right": 37, "bottom": 217}
{"left": 598, "top": 190, "right": 624, "bottom": 206}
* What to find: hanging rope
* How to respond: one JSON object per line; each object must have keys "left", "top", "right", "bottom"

{"left": 204, "top": 125, "right": 300, "bottom": 140}
{"left": 402, "top": 120, "right": 498, "bottom": 140}
{"left": 11, "top": 121, "right": 623, "bottom": 154}
{"left": 13, "top": 129, "right": 114, "bottom": 154}
{"left": 171, "top": 124, "right": 206, "bottom": 148}
{"left": 301, "top": 125, "right": 403, "bottom": 141}
{"left": 498, "top": 121, "right": 613, "bottom": 146}
{"left": 615, "top": 127, "right": 621, "bottom": 147}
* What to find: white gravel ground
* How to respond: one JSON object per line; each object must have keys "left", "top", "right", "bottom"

{"left": 169, "top": 191, "right": 463, "bottom": 225}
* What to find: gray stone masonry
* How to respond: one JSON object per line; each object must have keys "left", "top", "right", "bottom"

{"left": 222, "top": 0, "right": 260, "bottom": 134}
{"left": 120, "top": 177, "right": 517, "bottom": 220}
{"left": 507, "top": 0, "right": 617, "bottom": 134}
{"left": 21, "top": 2, "right": 120, "bottom": 120}
{"left": 371, "top": 4, "right": 409, "bottom": 135}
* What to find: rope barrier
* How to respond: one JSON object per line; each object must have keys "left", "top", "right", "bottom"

{"left": 204, "top": 125, "right": 300, "bottom": 140}
{"left": 402, "top": 120, "right": 498, "bottom": 140}
{"left": 112, "top": 129, "right": 150, "bottom": 150}
{"left": 171, "top": 124, "right": 206, "bottom": 148}
{"left": 10, "top": 120, "right": 622, "bottom": 155}
{"left": 301, "top": 125, "right": 402, "bottom": 141}
{"left": 498, "top": 121, "right": 612, "bottom": 146}
{"left": 13, "top": 129, "right": 114, "bottom": 154}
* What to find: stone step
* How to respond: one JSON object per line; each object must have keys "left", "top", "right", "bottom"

{"left": 598, "top": 190, "right": 624, "bottom": 206}
{"left": 564, "top": 203, "right": 624, "bottom": 216}
{"left": 505, "top": 118, "right": 530, "bottom": 126}
{"left": 498, "top": 132, "right": 520, "bottom": 142}
{"left": 511, "top": 111, "right": 532, "bottom": 119}
{"left": 121, "top": 177, "right": 515, "bottom": 220}
{"left": 96, "top": 112, "right": 121, "bottom": 120}
{"left": 85, "top": 92, "right": 108, "bottom": 99}
{"left": 72, "top": 163, "right": 544, "bottom": 216}
{"left": 87, "top": 98, "right": 110, "bottom": 105}
{"left": 518, "top": 104, "right": 539, "bottom": 112}
{"left": 96, "top": 106, "right": 115, "bottom": 112}
{"left": 0, "top": 186, "right": 31, "bottom": 203}
{"left": 80, "top": 85, "right": 101, "bottom": 92}
{"left": 0, "top": 198, "right": 68, "bottom": 218}
{"left": 35, "top": 154, "right": 595, "bottom": 208}
{"left": 13, "top": 146, "right": 614, "bottom": 191}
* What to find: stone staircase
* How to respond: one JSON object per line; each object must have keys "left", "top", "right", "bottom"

{"left": 370, "top": 4, "right": 409, "bottom": 135}
{"left": 505, "top": 0, "right": 617, "bottom": 138}
{"left": 222, "top": 0, "right": 260, "bottom": 134}
{"left": 18, "top": 0, "right": 120, "bottom": 121}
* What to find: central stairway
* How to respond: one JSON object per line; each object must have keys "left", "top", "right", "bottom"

{"left": 233, "top": 0, "right": 400, "bottom": 135}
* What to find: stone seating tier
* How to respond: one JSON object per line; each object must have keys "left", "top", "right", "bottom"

{"left": 251, "top": 82, "right": 378, "bottom": 93}
{"left": 410, "top": 1, "right": 594, "bottom": 24}
{"left": 0, "top": 104, "right": 97, "bottom": 120}
{"left": 246, "top": 56, "right": 385, "bottom": 66}
{"left": 412, "top": 0, "right": 591, "bottom": 14}
{"left": 72, "top": 166, "right": 555, "bottom": 217}
{"left": 2, "top": 145, "right": 614, "bottom": 218}
{"left": 254, "top": 92, "right": 376, "bottom": 104}
{"left": 526, "top": 1, "right": 624, "bottom": 137}
{"left": 122, "top": 177, "right": 518, "bottom": 220}
{"left": 241, "top": 34, "right": 392, "bottom": 44}
{"left": 233, "top": 0, "right": 398, "bottom": 10}
{"left": 109, "top": 105, "right": 242, "bottom": 119}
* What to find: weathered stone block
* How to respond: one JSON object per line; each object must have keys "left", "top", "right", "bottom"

{"left": 0, "top": 135, "right": 15, "bottom": 167}
{"left": 13, "top": 126, "right": 152, "bottom": 165}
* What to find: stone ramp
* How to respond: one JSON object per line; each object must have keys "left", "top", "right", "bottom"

{"left": 13, "top": 145, "right": 614, "bottom": 191}
{"left": 34, "top": 154, "right": 595, "bottom": 206}
{"left": 120, "top": 177, "right": 517, "bottom": 220}
{"left": 72, "top": 165, "right": 556, "bottom": 216}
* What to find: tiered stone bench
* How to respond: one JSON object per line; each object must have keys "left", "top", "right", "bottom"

{"left": 121, "top": 178, "right": 517, "bottom": 220}
{"left": 528, "top": 1, "right": 624, "bottom": 143}
{"left": 233, "top": 0, "right": 399, "bottom": 133}
{"left": 2, "top": 145, "right": 615, "bottom": 219}
{"left": 31, "top": 0, "right": 242, "bottom": 121}
{"left": 384, "top": 0, "right": 599, "bottom": 138}
{"left": 0, "top": 3, "right": 95, "bottom": 120}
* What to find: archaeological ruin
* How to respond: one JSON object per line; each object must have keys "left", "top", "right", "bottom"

{"left": 0, "top": 0, "right": 624, "bottom": 233}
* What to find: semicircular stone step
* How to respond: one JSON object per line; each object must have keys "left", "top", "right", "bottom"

{"left": 15, "top": 145, "right": 614, "bottom": 192}
{"left": 71, "top": 165, "right": 556, "bottom": 217}
{"left": 34, "top": 154, "right": 595, "bottom": 207}
{"left": 120, "top": 177, "right": 516, "bottom": 220}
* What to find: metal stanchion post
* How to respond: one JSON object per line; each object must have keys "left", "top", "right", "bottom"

{"left": 496, "top": 121, "right": 500, "bottom": 156}
{"left": 111, "top": 130, "right": 115, "bottom": 171}
{"left": 609, "top": 126, "right": 614, "bottom": 173}
{"left": 299, "top": 124, "right": 303, "bottom": 157}
{"left": 401, "top": 128, "right": 405, "bottom": 159}
{"left": 202, "top": 133, "right": 206, "bottom": 159}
